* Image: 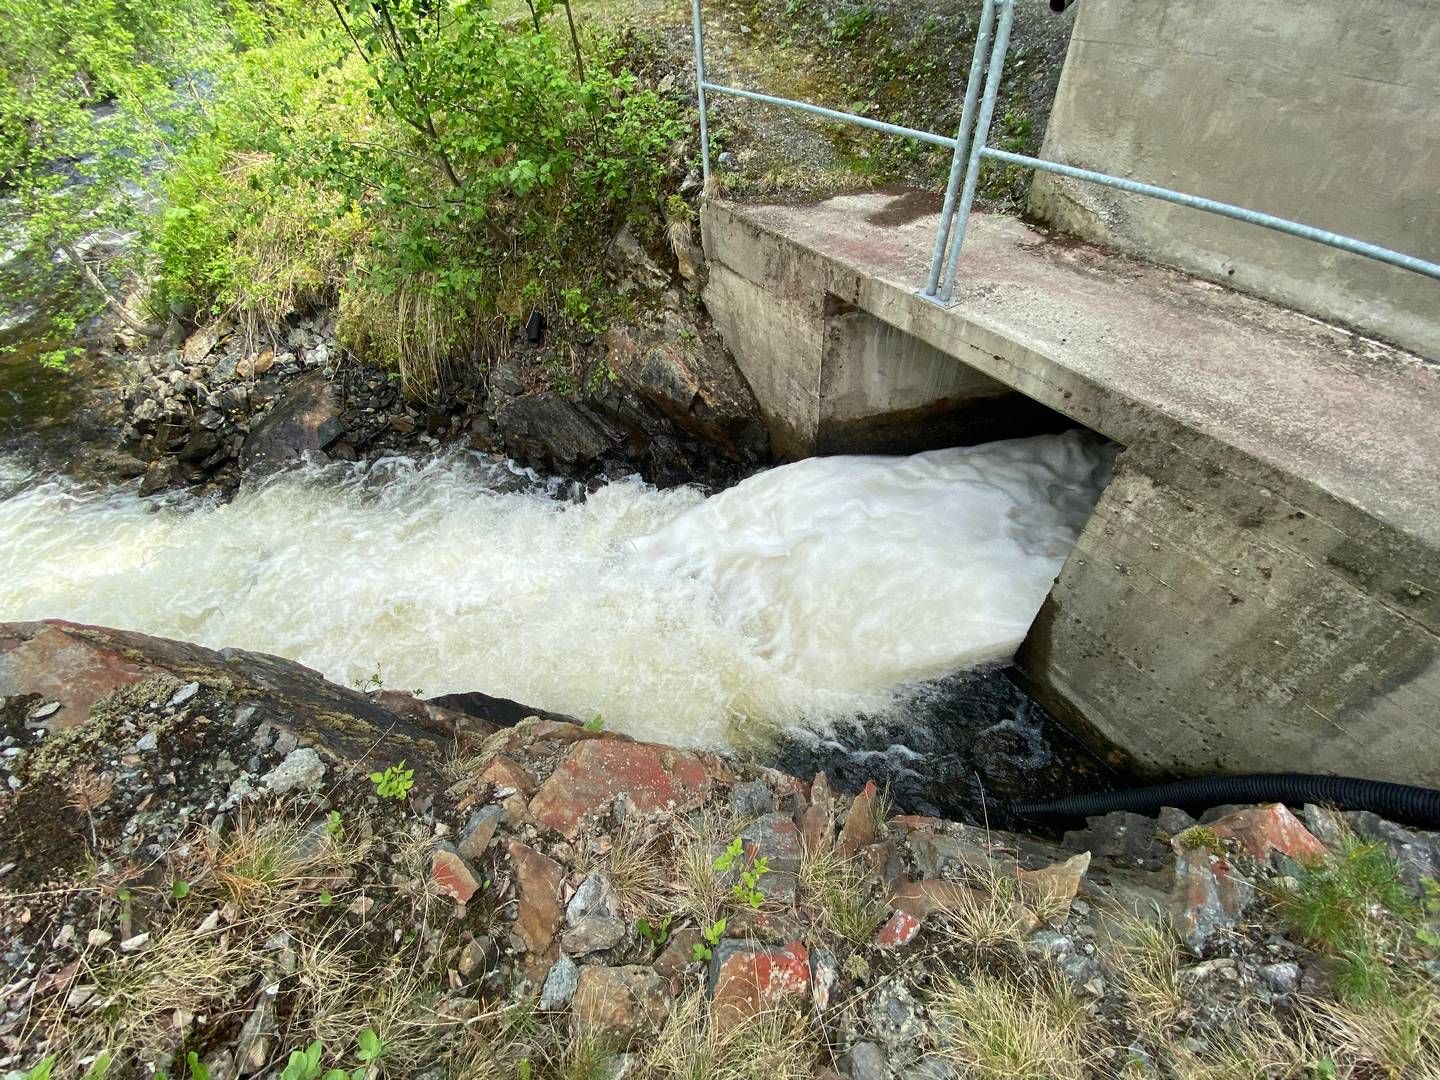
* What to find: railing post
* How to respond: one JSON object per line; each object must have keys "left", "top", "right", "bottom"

{"left": 938, "top": 0, "right": 1016, "bottom": 302}
{"left": 690, "top": 0, "right": 712, "bottom": 184}
{"left": 924, "top": 0, "right": 997, "bottom": 299}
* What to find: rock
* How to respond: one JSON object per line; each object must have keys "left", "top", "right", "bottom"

{"left": 180, "top": 320, "right": 232, "bottom": 366}
{"left": 572, "top": 965, "right": 670, "bottom": 1045}
{"left": 890, "top": 879, "right": 984, "bottom": 920}
{"left": 1168, "top": 848, "right": 1256, "bottom": 953}
{"left": 179, "top": 430, "right": 222, "bottom": 463}
{"left": 509, "top": 841, "right": 564, "bottom": 953}
{"left": 801, "top": 772, "right": 836, "bottom": 852}
{"left": 875, "top": 910, "right": 922, "bottom": 949}
{"left": 86, "top": 929, "right": 113, "bottom": 948}
{"left": 134, "top": 730, "right": 158, "bottom": 752}
{"left": 1017, "top": 851, "right": 1091, "bottom": 921}
{"left": 235, "top": 991, "right": 275, "bottom": 1075}
{"left": 27, "top": 701, "right": 61, "bottom": 721}
{"left": 263, "top": 748, "right": 326, "bottom": 795}
{"left": 1342, "top": 811, "right": 1440, "bottom": 892}
{"left": 432, "top": 843, "right": 482, "bottom": 905}
{"left": 475, "top": 754, "right": 537, "bottom": 795}
{"left": 139, "top": 457, "right": 180, "bottom": 496}
{"left": 742, "top": 811, "right": 804, "bottom": 872}
{"left": 1063, "top": 811, "right": 1170, "bottom": 871}
{"left": 240, "top": 371, "right": 345, "bottom": 475}
{"left": 1259, "top": 961, "right": 1301, "bottom": 995}
{"left": 604, "top": 325, "right": 768, "bottom": 463}
{"left": 529, "top": 739, "right": 710, "bottom": 839}
{"left": 728, "top": 779, "right": 774, "bottom": 818}
{"left": 838, "top": 781, "right": 879, "bottom": 857}
{"left": 1207, "top": 804, "right": 1328, "bottom": 866}
{"left": 540, "top": 954, "right": 581, "bottom": 1009}
{"left": 841, "top": 1042, "right": 888, "bottom": 1080}
{"left": 654, "top": 927, "right": 702, "bottom": 978}
{"left": 236, "top": 351, "right": 274, "bottom": 379}
{"left": 457, "top": 805, "right": 504, "bottom": 861}
{"left": 672, "top": 235, "right": 706, "bottom": 284}
{"left": 169, "top": 681, "right": 200, "bottom": 707}
{"left": 810, "top": 947, "right": 840, "bottom": 1012}
{"left": 562, "top": 915, "right": 627, "bottom": 955}
{"left": 1157, "top": 806, "right": 1197, "bottom": 836}
{"left": 495, "top": 394, "right": 621, "bottom": 473}
{"left": 708, "top": 941, "right": 810, "bottom": 1032}
{"left": 566, "top": 872, "right": 620, "bottom": 926}
{"left": 0, "top": 621, "right": 449, "bottom": 772}
{"left": 608, "top": 224, "right": 670, "bottom": 291}
{"left": 909, "top": 827, "right": 1006, "bottom": 881}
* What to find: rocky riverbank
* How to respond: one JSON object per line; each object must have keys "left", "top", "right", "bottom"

{"left": 6, "top": 215, "right": 767, "bottom": 501}
{"left": 2, "top": 621, "right": 1437, "bottom": 1078}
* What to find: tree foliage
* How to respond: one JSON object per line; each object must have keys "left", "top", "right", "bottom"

{"left": 1, "top": 0, "right": 685, "bottom": 391}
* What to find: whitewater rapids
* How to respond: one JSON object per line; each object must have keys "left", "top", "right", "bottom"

{"left": 0, "top": 431, "right": 1113, "bottom": 747}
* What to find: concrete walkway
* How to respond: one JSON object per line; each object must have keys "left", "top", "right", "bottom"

{"left": 711, "top": 192, "right": 1440, "bottom": 549}
{"left": 702, "top": 191, "right": 1440, "bottom": 785}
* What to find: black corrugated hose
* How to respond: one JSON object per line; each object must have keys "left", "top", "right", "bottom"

{"left": 1012, "top": 773, "right": 1440, "bottom": 828}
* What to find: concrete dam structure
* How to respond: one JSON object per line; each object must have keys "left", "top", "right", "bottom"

{"left": 700, "top": 193, "right": 1440, "bottom": 789}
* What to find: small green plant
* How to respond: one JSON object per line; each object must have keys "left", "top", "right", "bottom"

{"left": 583, "top": 714, "right": 605, "bottom": 732}
{"left": 355, "top": 1029, "right": 384, "bottom": 1070}
{"left": 325, "top": 810, "right": 343, "bottom": 840}
{"left": 691, "top": 917, "right": 727, "bottom": 962}
{"left": 279, "top": 1043, "right": 327, "bottom": 1080}
{"left": 353, "top": 665, "right": 384, "bottom": 693}
{"left": 185, "top": 1052, "right": 210, "bottom": 1080}
{"left": 831, "top": 2, "right": 876, "bottom": 41}
{"left": 1277, "top": 835, "right": 1415, "bottom": 1003}
{"left": 517, "top": 1060, "right": 533, "bottom": 1080}
{"left": 1307, "top": 1059, "right": 1337, "bottom": 1080}
{"left": 714, "top": 837, "right": 769, "bottom": 909}
{"left": 637, "top": 914, "right": 672, "bottom": 947}
{"left": 369, "top": 761, "right": 414, "bottom": 800}
{"left": 170, "top": 879, "right": 191, "bottom": 899}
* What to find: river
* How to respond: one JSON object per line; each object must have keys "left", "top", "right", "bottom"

{"left": 0, "top": 431, "right": 1112, "bottom": 754}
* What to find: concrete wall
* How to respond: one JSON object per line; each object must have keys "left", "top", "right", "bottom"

{"left": 704, "top": 232, "right": 1067, "bottom": 458}
{"left": 1029, "top": 0, "right": 1440, "bottom": 359}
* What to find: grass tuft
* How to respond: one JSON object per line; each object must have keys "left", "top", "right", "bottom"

{"left": 635, "top": 991, "right": 821, "bottom": 1080}
{"left": 932, "top": 971, "right": 1093, "bottom": 1080}
{"left": 798, "top": 846, "right": 886, "bottom": 944}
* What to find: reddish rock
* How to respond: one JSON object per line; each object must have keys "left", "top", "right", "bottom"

{"left": 800, "top": 772, "right": 836, "bottom": 852}
{"left": 0, "top": 622, "right": 151, "bottom": 730}
{"left": 509, "top": 842, "right": 565, "bottom": 953}
{"left": 709, "top": 941, "right": 810, "bottom": 1032}
{"left": 653, "top": 928, "right": 703, "bottom": 979}
{"left": 572, "top": 965, "right": 670, "bottom": 1045}
{"left": 477, "top": 754, "right": 538, "bottom": 795}
{"left": 890, "top": 879, "right": 985, "bottom": 919}
{"left": 431, "top": 843, "right": 481, "bottom": 905}
{"left": 1208, "top": 804, "right": 1329, "bottom": 865}
{"left": 837, "top": 781, "right": 878, "bottom": 857}
{"left": 1169, "top": 849, "right": 1256, "bottom": 952}
{"left": 875, "top": 910, "right": 922, "bottom": 949}
{"left": 529, "top": 739, "right": 710, "bottom": 838}
{"left": 1017, "top": 851, "right": 1091, "bottom": 921}
{"left": 888, "top": 814, "right": 944, "bottom": 834}
{"left": 742, "top": 812, "right": 804, "bottom": 871}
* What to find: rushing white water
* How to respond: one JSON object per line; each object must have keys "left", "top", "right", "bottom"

{"left": 0, "top": 431, "right": 1112, "bottom": 747}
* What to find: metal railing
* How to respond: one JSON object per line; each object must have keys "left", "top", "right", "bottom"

{"left": 688, "top": 0, "right": 1440, "bottom": 305}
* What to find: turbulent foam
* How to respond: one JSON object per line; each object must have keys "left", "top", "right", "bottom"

{"left": 0, "top": 431, "right": 1112, "bottom": 747}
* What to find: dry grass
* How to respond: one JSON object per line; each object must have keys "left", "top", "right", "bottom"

{"left": 797, "top": 846, "right": 887, "bottom": 944}
{"left": 596, "top": 820, "right": 676, "bottom": 923}
{"left": 38, "top": 926, "right": 262, "bottom": 1064}
{"left": 1101, "top": 910, "right": 1186, "bottom": 1038}
{"left": 931, "top": 971, "right": 1094, "bottom": 1080}
{"left": 199, "top": 812, "right": 368, "bottom": 915}
{"left": 672, "top": 807, "right": 743, "bottom": 927}
{"left": 635, "top": 991, "right": 822, "bottom": 1080}
{"left": 935, "top": 863, "right": 1030, "bottom": 954}
{"left": 1310, "top": 980, "right": 1440, "bottom": 1078}
{"left": 338, "top": 268, "right": 472, "bottom": 402}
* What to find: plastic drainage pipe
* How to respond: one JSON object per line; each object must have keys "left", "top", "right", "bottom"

{"left": 1012, "top": 774, "right": 1440, "bottom": 829}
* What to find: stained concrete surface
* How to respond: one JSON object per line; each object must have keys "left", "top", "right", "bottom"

{"left": 702, "top": 191, "right": 1440, "bottom": 785}
{"left": 1028, "top": 0, "right": 1440, "bottom": 359}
